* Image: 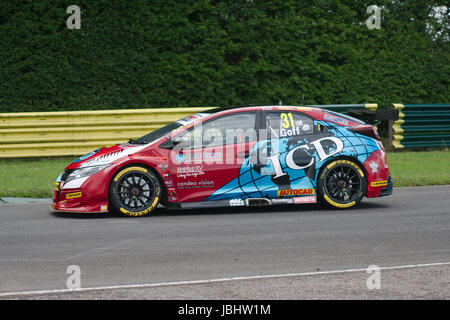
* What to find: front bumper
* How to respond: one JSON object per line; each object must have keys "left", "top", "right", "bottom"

{"left": 53, "top": 168, "right": 113, "bottom": 213}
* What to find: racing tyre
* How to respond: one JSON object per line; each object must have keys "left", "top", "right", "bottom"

{"left": 318, "top": 159, "right": 366, "bottom": 209}
{"left": 109, "top": 166, "right": 161, "bottom": 217}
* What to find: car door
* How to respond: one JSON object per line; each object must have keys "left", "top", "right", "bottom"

{"left": 168, "top": 111, "right": 259, "bottom": 203}
{"left": 252, "top": 110, "right": 319, "bottom": 201}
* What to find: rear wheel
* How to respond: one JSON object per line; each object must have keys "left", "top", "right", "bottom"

{"left": 109, "top": 166, "right": 161, "bottom": 217}
{"left": 318, "top": 159, "right": 366, "bottom": 209}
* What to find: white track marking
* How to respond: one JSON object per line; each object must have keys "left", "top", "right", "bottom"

{"left": 1, "top": 261, "right": 449, "bottom": 298}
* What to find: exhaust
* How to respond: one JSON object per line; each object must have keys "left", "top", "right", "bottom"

{"left": 246, "top": 198, "right": 271, "bottom": 207}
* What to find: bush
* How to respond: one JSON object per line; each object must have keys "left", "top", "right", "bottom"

{"left": 0, "top": 0, "right": 448, "bottom": 112}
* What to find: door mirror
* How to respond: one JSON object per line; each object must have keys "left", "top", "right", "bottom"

{"left": 172, "top": 135, "right": 190, "bottom": 146}
{"left": 160, "top": 135, "right": 190, "bottom": 149}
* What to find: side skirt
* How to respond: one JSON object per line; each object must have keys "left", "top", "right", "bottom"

{"left": 169, "top": 196, "right": 318, "bottom": 210}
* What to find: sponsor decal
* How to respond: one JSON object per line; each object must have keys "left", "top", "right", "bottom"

{"left": 271, "top": 198, "right": 294, "bottom": 204}
{"left": 369, "top": 161, "right": 379, "bottom": 173}
{"left": 66, "top": 191, "right": 82, "bottom": 200}
{"left": 177, "top": 165, "right": 205, "bottom": 178}
{"left": 199, "top": 179, "right": 214, "bottom": 186}
{"left": 177, "top": 181, "right": 197, "bottom": 187}
{"left": 280, "top": 126, "right": 301, "bottom": 137}
{"left": 277, "top": 106, "right": 312, "bottom": 111}
{"left": 100, "top": 204, "right": 108, "bottom": 211}
{"left": 186, "top": 152, "right": 222, "bottom": 162}
{"left": 293, "top": 196, "right": 317, "bottom": 204}
{"left": 278, "top": 189, "right": 315, "bottom": 196}
{"left": 177, "top": 113, "right": 209, "bottom": 125}
{"left": 177, "top": 180, "right": 214, "bottom": 189}
{"left": 164, "top": 176, "right": 173, "bottom": 186}
{"left": 370, "top": 180, "right": 388, "bottom": 187}
{"left": 269, "top": 137, "right": 344, "bottom": 179}
{"left": 157, "top": 163, "right": 168, "bottom": 171}
{"left": 168, "top": 189, "right": 178, "bottom": 200}
{"left": 176, "top": 154, "right": 185, "bottom": 163}
{"left": 324, "top": 113, "right": 349, "bottom": 126}
{"left": 229, "top": 199, "right": 245, "bottom": 206}
{"left": 165, "top": 181, "right": 174, "bottom": 187}
{"left": 278, "top": 112, "right": 312, "bottom": 137}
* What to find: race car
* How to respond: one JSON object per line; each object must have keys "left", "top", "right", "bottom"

{"left": 52, "top": 106, "right": 393, "bottom": 216}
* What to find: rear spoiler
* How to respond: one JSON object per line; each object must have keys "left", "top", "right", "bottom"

{"left": 347, "top": 108, "right": 399, "bottom": 125}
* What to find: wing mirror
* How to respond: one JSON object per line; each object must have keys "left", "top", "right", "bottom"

{"left": 160, "top": 135, "right": 190, "bottom": 149}
{"left": 172, "top": 135, "right": 190, "bottom": 146}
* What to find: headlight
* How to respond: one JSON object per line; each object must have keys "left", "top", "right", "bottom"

{"left": 65, "top": 164, "right": 110, "bottom": 183}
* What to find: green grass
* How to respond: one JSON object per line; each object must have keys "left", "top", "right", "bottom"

{"left": 0, "top": 151, "right": 449, "bottom": 198}
{"left": 0, "top": 157, "right": 75, "bottom": 198}
{"left": 387, "top": 150, "right": 450, "bottom": 187}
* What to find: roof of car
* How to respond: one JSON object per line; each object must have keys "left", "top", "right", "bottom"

{"left": 204, "top": 105, "right": 322, "bottom": 113}
{"left": 203, "top": 105, "right": 260, "bottom": 113}
{"left": 200, "top": 105, "right": 364, "bottom": 126}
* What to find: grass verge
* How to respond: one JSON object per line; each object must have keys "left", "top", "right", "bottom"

{"left": 0, "top": 157, "right": 74, "bottom": 198}
{"left": 386, "top": 150, "right": 450, "bottom": 187}
{"left": 0, "top": 151, "right": 449, "bottom": 198}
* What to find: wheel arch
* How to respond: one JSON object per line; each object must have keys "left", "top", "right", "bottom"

{"left": 316, "top": 155, "right": 368, "bottom": 197}
{"left": 108, "top": 162, "right": 168, "bottom": 209}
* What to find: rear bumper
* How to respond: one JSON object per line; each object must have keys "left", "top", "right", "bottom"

{"left": 379, "top": 176, "right": 393, "bottom": 197}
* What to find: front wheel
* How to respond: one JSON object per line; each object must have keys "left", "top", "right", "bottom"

{"left": 109, "top": 166, "right": 161, "bottom": 217}
{"left": 318, "top": 159, "right": 366, "bottom": 209}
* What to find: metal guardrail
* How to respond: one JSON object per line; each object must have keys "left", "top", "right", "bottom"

{"left": 392, "top": 104, "right": 450, "bottom": 149}
{"left": 0, "top": 108, "right": 209, "bottom": 158}
{"left": 0, "top": 104, "right": 378, "bottom": 159}
{"left": 4, "top": 103, "right": 447, "bottom": 157}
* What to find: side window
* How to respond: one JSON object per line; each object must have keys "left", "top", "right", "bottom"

{"left": 266, "top": 112, "right": 314, "bottom": 138}
{"left": 178, "top": 113, "right": 257, "bottom": 148}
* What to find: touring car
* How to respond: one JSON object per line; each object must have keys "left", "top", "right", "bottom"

{"left": 53, "top": 106, "right": 393, "bottom": 216}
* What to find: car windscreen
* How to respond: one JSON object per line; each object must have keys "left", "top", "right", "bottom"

{"left": 130, "top": 121, "right": 183, "bottom": 145}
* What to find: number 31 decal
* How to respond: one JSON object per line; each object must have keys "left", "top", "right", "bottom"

{"left": 281, "top": 112, "right": 295, "bottom": 129}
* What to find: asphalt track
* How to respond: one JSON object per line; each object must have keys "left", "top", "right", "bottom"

{"left": 0, "top": 185, "right": 449, "bottom": 299}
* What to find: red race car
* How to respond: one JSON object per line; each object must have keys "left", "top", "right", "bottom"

{"left": 53, "top": 106, "right": 392, "bottom": 216}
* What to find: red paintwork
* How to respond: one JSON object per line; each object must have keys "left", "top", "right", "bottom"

{"left": 363, "top": 147, "right": 390, "bottom": 198}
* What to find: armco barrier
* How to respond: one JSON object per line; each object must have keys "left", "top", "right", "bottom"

{"left": 0, "top": 104, "right": 377, "bottom": 158}
{"left": 0, "top": 108, "right": 209, "bottom": 158}
{"left": 392, "top": 104, "right": 450, "bottom": 149}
